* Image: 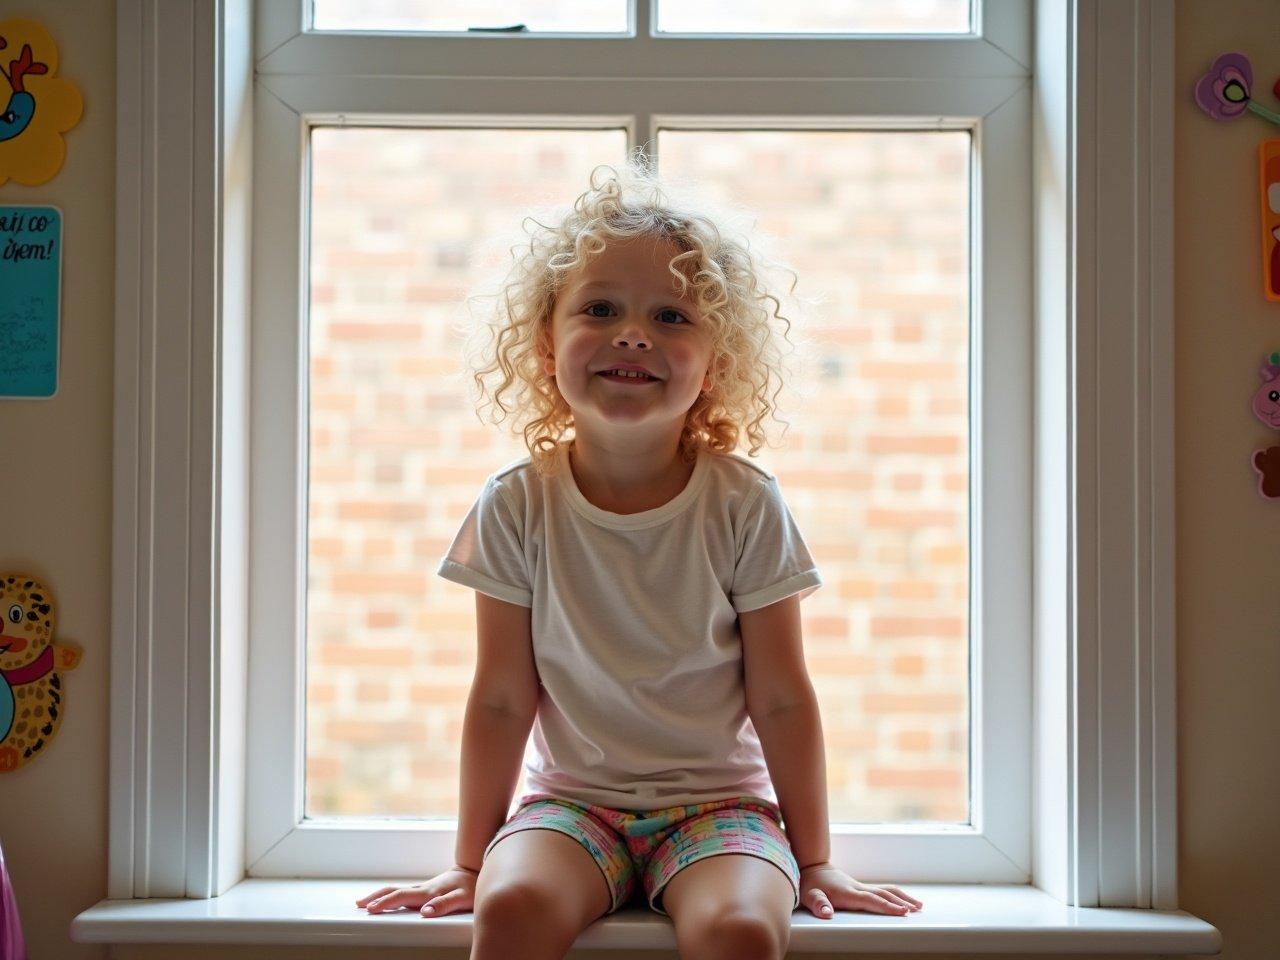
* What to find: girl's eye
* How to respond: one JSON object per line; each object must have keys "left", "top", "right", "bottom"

{"left": 582, "top": 302, "right": 688, "bottom": 324}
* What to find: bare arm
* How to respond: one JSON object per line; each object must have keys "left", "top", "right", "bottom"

{"left": 740, "top": 594, "right": 831, "bottom": 867}
{"left": 751, "top": 696, "right": 831, "bottom": 869}
{"left": 454, "top": 698, "right": 535, "bottom": 870}
{"left": 454, "top": 591, "right": 540, "bottom": 870}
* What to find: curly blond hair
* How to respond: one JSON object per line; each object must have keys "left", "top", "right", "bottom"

{"left": 454, "top": 149, "right": 818, "bottom": 478}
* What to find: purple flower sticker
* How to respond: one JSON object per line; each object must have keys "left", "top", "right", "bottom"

{"left": 1195, "top": 51, "right": 1280, "bottom": 127}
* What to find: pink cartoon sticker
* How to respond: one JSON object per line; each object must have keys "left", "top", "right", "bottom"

{"left": 1250, "top": 352, "right": 1280, "bottom": 499}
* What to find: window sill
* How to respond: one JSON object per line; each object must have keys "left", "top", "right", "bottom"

{"left": 71, "top": 880, "right": 1222, "bottom": 954}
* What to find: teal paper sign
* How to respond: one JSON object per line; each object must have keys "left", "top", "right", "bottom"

{"left": 0, "top": 205, "right": 62, "bottom": 399}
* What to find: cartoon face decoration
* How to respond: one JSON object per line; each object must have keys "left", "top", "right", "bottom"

{"left": 0, "top": 573, "right": 81, "bottom": 772}
{"left": 0, "top": 17, "right": 84, "bottom": 187}
{"left": 1253, "top": 352, "right": 1280, "bottom": 429}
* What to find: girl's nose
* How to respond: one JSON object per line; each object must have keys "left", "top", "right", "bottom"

{"left": 612, "top": 323, "right": 651, "bottom": 349}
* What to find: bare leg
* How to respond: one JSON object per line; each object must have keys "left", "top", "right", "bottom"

{"left": 470, "top": 828, "right": 614, "bottom": 960}
{"left": 662, "top": 854, "right": 795, "bottom": 960}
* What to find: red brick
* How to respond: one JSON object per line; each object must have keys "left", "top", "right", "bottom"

{"left": 867, "top": 766, "right": 963, "bottom": 789}
{"left": 310, "top": 537, "right": 344, "bottom": 559}
{"left": 337, "top": 500, "right": 427, "bottom": 521}
{"left": 895, "top": 730, "right": 932, "bottom": 751}
{"left": 805, "top": 615, "right": 848, "bottom": 639}
{"left": 410, "top": 682, "right": 468, "bottom": 705}
{"left": 328, "top": 571, "right": 428, "bottom": 596}
{"left": 892, "top": 655, "right": 927, "bottom": 676}
{"left": 327, "top": 321, "right": 423, "bottom": 342}
{"left": 860, "top": 359, "right": 960, "bottom": 382}
{"left": 875, "top": 396, "right": 911, "bottom": 417}
{"left": 838, "top": 578, "right": 876, "bottom": 599}
{"left": 864, "top": 692, "right": 965, "bottom": 714}
{"left": 367, "top": 609, "right": 400, "bottom": 629}
{"left": 865, "top": 507, "right": 960, "bottom": 529}
{"left": 362, "top": 538, "right": 395, "bottom": 560}
{"left": 929, "top": 543, "right": 968, "bottom": 565}
{"left": 887, "top": 579, "right": 936, "bottom": 600}
{"left": 313, "top": 391, "right": 358, "bottom": 411}
{"left": 870, "top": 616, "right": 966, "bottom": 638}
{"left": 811, "top": 653, "right": 873, "bottom": 675}
{"left": 316, "top": 643, "right": 416, "bottom": 668}
{"left": 866, "top": 434, "right": 963, "bottom": 455}
{"left": 823, "top": 727, "right": 876, "bottom": 749}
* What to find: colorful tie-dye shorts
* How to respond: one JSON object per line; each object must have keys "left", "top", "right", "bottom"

{"left": 482, "top": 792, "right": 801, "bottom": 916}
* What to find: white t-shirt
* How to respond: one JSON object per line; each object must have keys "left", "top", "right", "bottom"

{"left": 437, "top": 440, "right": 823, "bottom": 811}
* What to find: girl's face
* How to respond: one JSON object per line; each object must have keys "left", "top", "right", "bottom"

{"left": 543, "top": 235, "right": 716, "bottom": 437}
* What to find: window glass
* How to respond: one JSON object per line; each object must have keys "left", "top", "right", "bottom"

{"left": 658, "top": 0, "right": 971, "bottom": 34}
{"left": 312, "top": 0, "right": 627, "bottom": 33}
{"left": 305, "top": 127, "right": 626, "bottom": 818}
{"left": 304, "top": 125, "right": 971, "bottom": 826}
{"left": 659, "top": 129, "right": 971, "bottom": 824}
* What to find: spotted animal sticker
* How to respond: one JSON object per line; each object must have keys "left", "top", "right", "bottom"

{"left": 0, "top": 573, "right": 81, "bottom": 773}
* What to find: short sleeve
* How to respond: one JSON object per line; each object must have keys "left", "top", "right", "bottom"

{"left": 436, "top": 476, "right": 534, "bottom": 607}
{"left": 730, "top": 477, "right": 823, "bottom": 613}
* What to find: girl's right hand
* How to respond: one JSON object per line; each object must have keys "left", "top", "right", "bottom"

{"left": 356, "top": 865, "right": 480, "bottom": 917}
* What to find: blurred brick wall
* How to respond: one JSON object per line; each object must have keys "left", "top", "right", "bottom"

{"left": 303, "top": 125, "right": 970, "bottom": 826}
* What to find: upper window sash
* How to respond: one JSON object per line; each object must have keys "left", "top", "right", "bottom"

{"left": 258, "top": 0, "right": 1030, "bottom": 83}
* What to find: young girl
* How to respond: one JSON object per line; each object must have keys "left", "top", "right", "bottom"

{"left": 357, "top": 156, "right": 923, "bottom": 959}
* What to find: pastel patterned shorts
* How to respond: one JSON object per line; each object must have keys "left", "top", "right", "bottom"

{"left": 483, "top": 792, "right": 800, "bottom": 917}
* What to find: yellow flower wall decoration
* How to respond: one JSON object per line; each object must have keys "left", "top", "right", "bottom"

{"left": 0, "top": 17, "right": 83, "bottom": 187}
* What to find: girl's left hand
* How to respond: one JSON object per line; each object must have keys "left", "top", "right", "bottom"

{"left": 797, "top": 861, "right": 924, "bottom": 919}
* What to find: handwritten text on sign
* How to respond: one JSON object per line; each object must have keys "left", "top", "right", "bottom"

{"left": 0, "top": 205, "right": 62, "bottom": 399}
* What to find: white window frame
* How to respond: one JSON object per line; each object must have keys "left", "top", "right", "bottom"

{"left": 109, "top": 0, "right": 1176, "bottom": 912}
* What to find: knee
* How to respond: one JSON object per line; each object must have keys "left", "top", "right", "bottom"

{"left": 678, "top": 911, "right": 786, "bottom": 960}
{"left": 473, "top": 881, "right": 556, "bottom": 928}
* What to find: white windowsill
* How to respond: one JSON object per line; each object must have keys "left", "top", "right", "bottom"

{"left": 71, "top": 880, "right": 1222, "bottom": 954}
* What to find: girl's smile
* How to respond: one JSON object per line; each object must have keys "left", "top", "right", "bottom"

{"left": 598, "top": 370, "right": 660, "bottom": 384}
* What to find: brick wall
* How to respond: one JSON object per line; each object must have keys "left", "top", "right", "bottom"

{"left": 305, "top": 123, "right": 969, "bottom": 825}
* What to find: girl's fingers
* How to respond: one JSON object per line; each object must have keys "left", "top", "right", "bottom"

{"left": 366, "top": 889, "right": 431, "bottom": 912}
{"left": 858, "top": 891, "right": 909, "bottom": 914}
{"left": 866, "top": 886, "right": 916, "bottom": 912}
{"left": 881, "top": 885, "right": 924, "bottom": 909}
{"left": 356, "top": 886, "right": 398, "bottom": 907}
{"left": 421, "top": 889, "right": 469, "bottom": 917}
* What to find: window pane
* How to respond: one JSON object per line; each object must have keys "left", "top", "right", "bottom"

{"left": 313, "top": 0, "right": 627, "bottom": 33}
{"left": 305, "top": 128, "right": 626, "bottom": 819}
{"left": 660, "top": 130, "right": 971, "bottom": 824}
{"left": 659, "top": 0, "right": 970, "bottom": 34}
